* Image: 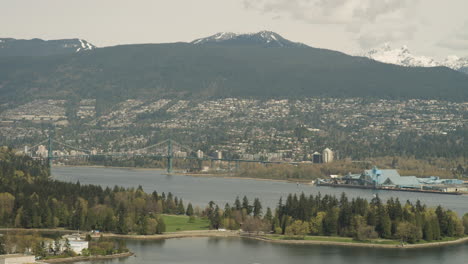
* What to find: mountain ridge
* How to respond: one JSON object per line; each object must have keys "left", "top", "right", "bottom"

{"left": 0, "top": 37, "right": 95, "bottom": 57}
{"left": 362, "top": 43, "right": 468, "bottom": 73}
{"left": 191, "top": 31, "right": 307, "bottom": 48}
{"left": 0, "top": 42, "right": 467, "bottom": 108}
{"left": 0, "top": 32, "right": 467, "bottom": 112}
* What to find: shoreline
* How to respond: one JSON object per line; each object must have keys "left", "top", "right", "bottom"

{"left": 53, "top": 164, "right": 168, "bottom": 172}
{"left": 182, "top": 173, "right": 313, "bottom": 184}
{"left": 2, "top": 228, "right": 467, "bottom": 249}
{"left": 101, "top": 230, "right": 468, "bottom": 249}
{"left": 253, "top": 235, "right": 468, "bottom": 249}
{"left": 38, "top": 252, "right": 134, "bottom": 264}
{"left": 53, "top": 165, "right": 314, "bottom": 184}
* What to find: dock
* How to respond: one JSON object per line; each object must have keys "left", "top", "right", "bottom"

{"left": 317, "top": 182, "right": 465, "bottom": 195}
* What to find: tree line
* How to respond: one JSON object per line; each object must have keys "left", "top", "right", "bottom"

{"left": 204, "top": 193, "right": 468, "bottom": 243}
{"left": 0, "top": 147, "right": 195, "bottom": 235}
{"left": 1, "top": 147, "right": 467, "bottom": 244}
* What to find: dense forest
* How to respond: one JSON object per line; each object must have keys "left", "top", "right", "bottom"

{"left": 0, "top": 147, "right": 185, "bottom": 235}
{"left": 206, "top": 193, "right": 468, "bottom": 243}
{"left": 1, "top": 42, "right": 468, "bottom": 111}
{"left": 1, "top": 147, "right": 467, "bottom": 244}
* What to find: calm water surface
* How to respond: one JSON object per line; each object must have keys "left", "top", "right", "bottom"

{"left": 72, "top": 237, "right": 468, "bottom": 264}
{"left": 52, "top": 167, "right": 468, "bottom": 264}
{"left": 52, "top": 166, "right": 468, "bottom": 215}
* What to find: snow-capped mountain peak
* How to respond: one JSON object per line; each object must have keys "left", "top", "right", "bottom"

{"left": 0, "top": 38, "right": 96, "bottom": 57}
{"left": 76, "top": 39, "right": 95, "bottom": 52}
{"left": 442, "top": 55, "right": 468, "bottom": 70}
{"left": 191, "top": 31, "right": 306, "bottom": 48}
{"left": 362, "top": 44, "right": 468, "bottom": 73}
{"left": 363, "top": 44, "right": 438, "bottom": 67}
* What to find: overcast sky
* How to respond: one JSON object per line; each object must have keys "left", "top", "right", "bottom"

{"left": 2, "top": 0, "right": 468, "bottom": 59}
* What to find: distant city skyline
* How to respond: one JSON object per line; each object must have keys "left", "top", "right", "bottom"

{"left": 2, "top": 0, "right": 468, "bottom": 59}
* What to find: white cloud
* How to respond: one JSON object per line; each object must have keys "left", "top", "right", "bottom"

{"left": 243, "top": 0, "right": 421, "bottom": 48}
{"left": 357, "top": 23, "right": 418, "bottom": 49}
{"left": 244, "top": 0, "right": 418, "bottom": 24}
{"left": 437, "top": 21, "right": 468, "bottom": 50}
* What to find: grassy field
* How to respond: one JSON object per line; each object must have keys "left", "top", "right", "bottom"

{"left": 161, "top": 215, "right": 210, "bottom": 232}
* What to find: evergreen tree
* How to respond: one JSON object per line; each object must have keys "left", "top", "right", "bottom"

{"left": 186, "top": 203, "right": 194, "bottom": 216}
{"left": 272, "top": 216, "right": 281, "bottom": 234}
{"left": 177, "top": 199, "right": 185, "bottom": 215}
{"left": 423, "top": 220, "right": 434, "bottom": 241}
{"left": 234, "top": 196, "right": 242, "bottom": 211}
{"left": 210, "top": 205, "right": 222, "bottom": 229}
{"left": 242, "top": 196, "right": 252, "bottom": 215}
{"left": 264, "top": 207, "right": 273, "bottom": 222}
{"left": 253, "top": 198, "right": 262, "bottom": 218}
{"left": 224, "top": 203, "right": 232, "bottom": 218}
{"left": 338, "top": 193, "right": 351, "bottom": 235}
{"left": 377, "top": 207, "right": 392, "bottom": 238}
{"left": 117, "top": 204, "right": 128, "bottom": 234}
{"left": 323, "top": 207, "right": 339, "bottom": 236}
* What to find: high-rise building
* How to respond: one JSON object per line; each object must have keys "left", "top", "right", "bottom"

{"left": 196, "top": 150, "right": 204, "bottom": 159}
{"left": 312, "top": 152, "right": 322, "bottom": 164}
{"left": 322, "top": 148, "right": 334, "bottom": 163}
{"left": 36, "top": 145, "right": 48, "bottom": 157}
{"left": 215, "top": 150, "right": 222, "bottom": 160}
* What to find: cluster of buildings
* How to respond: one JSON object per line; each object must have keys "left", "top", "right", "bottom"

{"left": 319, "top": 166, "right": 468, "bottom": 194}
{"left": 25, "top": 145, "right": 97, "bottom": 158}
{"left": 43, "top": 233, "right": 89, "bottom": 255}
{"left": 0, "top": 100, "right": 67, "bottom": 125}
{"left": 312, "top": 148, "right": 334, "bottom": 163}
{"left": 1, "top": 97, "right": 466, "bottom": 163}
{"left": 28, "top": 141, "right": 334, "bottom": 166}
{"left": 0, "top": 234, "right": 88, "bottom": 264}
{"left": 76, "top": 99, "right": 96, "bottom": 119}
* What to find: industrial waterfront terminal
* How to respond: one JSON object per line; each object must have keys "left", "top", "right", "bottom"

{"left": 317, "top": 166, "right": 468, "bottom": 195}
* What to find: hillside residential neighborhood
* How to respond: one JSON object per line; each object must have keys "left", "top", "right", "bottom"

{"left": 0, "top": 97, "right": 465, "bottom": 162}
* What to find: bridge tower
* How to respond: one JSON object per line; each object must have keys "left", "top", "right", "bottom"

{"left": 47, "top": 134, "right": 53, "bottom": 169}
{"left": 167, "top": 139, "right": 173, "bottom": 174}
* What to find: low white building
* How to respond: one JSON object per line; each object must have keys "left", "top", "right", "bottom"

{"left": 62, "top": 234, "right": 89, "bottom": 254}
{"left": 68, "top": 241, "right": 89, "bottom": 254}
{"left": 0, "top": 254, "right": 35, "bottom": 264}
{"left": 44, "top": 234, "right": 89, "bottom": 255}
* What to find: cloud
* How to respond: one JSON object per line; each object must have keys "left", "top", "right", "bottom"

{"left": 437, "top": 21, "right": 468, "bottom": 50}
{"left": 352, "top": 0, "right": 414, "bottom": 22}
{"left": 244, "top": 0, "right": 417, "bottom": 24}
{"left": 356, "top": 24, "right": 418, "bottom": 49}
{"left": 243, "top": 0, "right": 421, "bottom": 48}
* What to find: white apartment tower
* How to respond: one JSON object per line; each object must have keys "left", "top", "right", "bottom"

{"left": 322, "top": 148, "right": 334, "bottom": 163}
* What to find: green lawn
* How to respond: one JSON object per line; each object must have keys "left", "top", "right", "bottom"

{"left": 161, "top": 215, "right": 210, "bottom": 232}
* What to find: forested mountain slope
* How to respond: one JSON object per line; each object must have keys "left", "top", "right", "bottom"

{"left": 1, "top": 42, "right": 467, "bottom": 110}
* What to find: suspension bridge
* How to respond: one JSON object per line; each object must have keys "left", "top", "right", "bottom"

{"left": 23, "top": 136, "right": 296, "bottom": 173}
